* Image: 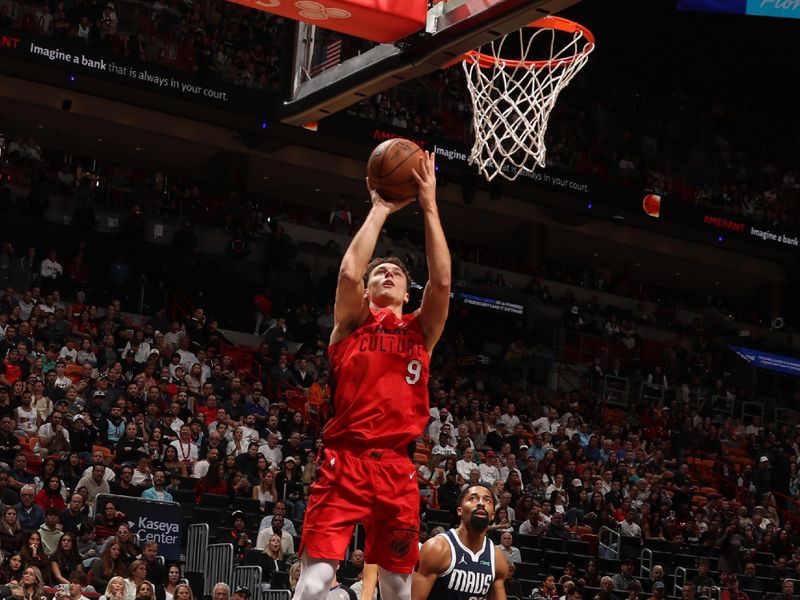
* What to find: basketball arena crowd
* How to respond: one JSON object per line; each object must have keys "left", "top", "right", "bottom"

{"left": 2, "top": 2, "right": 800, "bottom": 600}
{"left": 2, "top": 126, "right": 800, "bottom": 600}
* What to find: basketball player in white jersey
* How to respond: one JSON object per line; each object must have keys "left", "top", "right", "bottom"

{"left": 412, "top": 483, "right": 508, "bottom": 600}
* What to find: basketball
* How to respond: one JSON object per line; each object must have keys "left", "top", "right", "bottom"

{"left": 367, "top": 138, "right": 424, "bottom": 201}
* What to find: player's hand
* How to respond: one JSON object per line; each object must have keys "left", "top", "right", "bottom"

{"left": 366, "top": 178, "right": 414, "bottom": 213}
{"left": 411, "top": 151, "right": 437, "bottom": 211}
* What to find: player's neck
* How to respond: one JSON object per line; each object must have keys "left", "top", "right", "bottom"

{"left": 369, "top": 301, "right": 403, "bottom": 318}
{"left": 456, "top": 523, "right": 486, "bottom": 553}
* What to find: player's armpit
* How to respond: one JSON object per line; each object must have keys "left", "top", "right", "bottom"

{"left": 330, "top": 272, "right": 368, "bottom": 345}
{"left": 488, "top": 546, "right": 509, "bottom": 600}
{"left": 411, "top": 536, "right": 450, "bottom": 600}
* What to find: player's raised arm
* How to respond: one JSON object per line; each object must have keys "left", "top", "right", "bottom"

{"left": 412, "top": 152, "right": 451, "bottom": 353}
{"left": 330, "top": 182, "right": 414, "bottom": 345}
{"left": 412, "top": 535, "right": 451, "bottom": 600}
{"left": 488, "top": 545, "right": 510, "bottom": 600}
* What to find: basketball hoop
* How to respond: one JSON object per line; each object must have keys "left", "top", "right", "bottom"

{"left": 461, "top": 15, "right": 595, "bottom": 182}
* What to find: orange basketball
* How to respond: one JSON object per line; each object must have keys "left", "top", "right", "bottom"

{"left": 367, "top": 138, "right": 423, "bottom": 201}
{"left": 642, "top": 194, "right": 661, "bottom": 218}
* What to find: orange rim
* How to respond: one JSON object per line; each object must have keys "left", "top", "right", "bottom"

{"left": 462, "top": 15, "right": 595, "bottom": 70}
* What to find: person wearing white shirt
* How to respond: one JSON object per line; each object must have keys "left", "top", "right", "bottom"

{"left": 456, "top": 447, "right": 479, "bottom": 482}
{"left": 40, "top": 250, "right": 63, "bottom": 281}
{"left": 532, "top": 408, "right": 561, "bottom": 434}
{"left": 545, "top": 473, "right": 565, "bottom": 498}
{"left": 193, "top": 447, "right": 221, "bottom": 479}
{"left": 479, "top": 451, "right": 501, "bottom": 485}
{"left": 496, "top": 491, "right": 516, "bottom": 522}
{"left": 170, "top": 425, "right": 198, "bottom": 469}
{"left": 499, "top": 531, "right": 522, "bottom": 564}
{"left": 427, "top": 408, "right": 455, "bottom": 444}
{"left": 257, "top": 433, "right": 283, "bottom": 467}
{"left": 239, "top": 414, "right": 259, "bottom": 446}
{"left": 619, "top": 510, "right": 642, "bottom": 537}
{"left": 59, "top": 344, "right": 79, "bottom": 363}
{"left": 498, "top": 403, "right": 520, "bottom": 430}
{"left": 175, "top": 341, "right": 197, "bottom": 372}
{"left": 431, "top": 433, "right": 457, "bottom": 465}
{"left": 518, "top": 514, "right": 540, "bottom": 536}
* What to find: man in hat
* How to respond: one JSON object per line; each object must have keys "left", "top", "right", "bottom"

{"left": 647, "top": 581, "right": 666, "bottom": 600}
{"left": 232, "top": 587, "right": 250, "bottom": 600}
{"left": 612, "top": 559, "right": 637, "bottom": 591}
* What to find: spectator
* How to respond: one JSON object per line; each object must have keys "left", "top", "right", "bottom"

{"left": 498, "top": 531, "right": 521, "bottom": 565}
{"left": 612, "top": 559, "right": 636, "bottom": 592}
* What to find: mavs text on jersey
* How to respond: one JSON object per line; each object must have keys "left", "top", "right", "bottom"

{"left": 430, "top": 529, "right": 497, "bottom": 600}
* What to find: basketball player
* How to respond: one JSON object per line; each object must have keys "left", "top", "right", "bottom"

{"left": 412, "top": 483, "right": 509, "bottom": 600}
{"left": 292, "top": 151, "right": 451, "bottom": 600}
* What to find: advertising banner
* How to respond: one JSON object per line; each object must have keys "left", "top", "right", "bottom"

{"left": 0, "top": 30, "right": 272, "bottom": 115}
{"left": 729, "top": 345, "right": 800, "bottom": 377}
{"left": 95, "top": 493, "right": 183, "bottom": 560}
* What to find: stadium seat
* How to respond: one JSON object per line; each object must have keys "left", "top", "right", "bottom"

{"left": 515, "top": 563, "right": 539, "bottom": 580}
{"left": 233, "top": 497, "right": 262, "bottom": 514}
{"left": 201, "top": 493, "right": 229, "bottom": 508}
{"left": 171, "top": 488, "right": 196, "bottom": 503}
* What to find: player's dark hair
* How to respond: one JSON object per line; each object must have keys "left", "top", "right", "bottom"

{"left": 363, "top": 256, "right": 411, "bottom": 289}
{"left": 457, "top": 483, "right": 496, "bottom": 507}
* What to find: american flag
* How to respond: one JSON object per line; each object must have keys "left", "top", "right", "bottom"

{"left": 311, "top": 39, "right": 342, "bottom": 76}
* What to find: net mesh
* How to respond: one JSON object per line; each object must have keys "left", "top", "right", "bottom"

{"left": 462, "top": 21, "right": 594, "bottom": 182}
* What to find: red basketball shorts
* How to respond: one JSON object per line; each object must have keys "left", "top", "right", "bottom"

{"left": 298, "top": 446, "right": 420, "bottom": 573}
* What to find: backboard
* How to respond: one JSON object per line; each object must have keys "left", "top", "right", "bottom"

{"left": 279, "top": 0, "right": 586, "bottom": 125}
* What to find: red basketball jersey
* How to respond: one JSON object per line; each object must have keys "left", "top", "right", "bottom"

{"left": 325, "top": 307, "right": 430, "bottom": 449}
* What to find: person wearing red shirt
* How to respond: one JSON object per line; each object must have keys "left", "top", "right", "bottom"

{"left": 294, "top": 153, "right": 450, "bottom": 600}
{"left": 193, "top": 460, "right": 227, "bottom": 503}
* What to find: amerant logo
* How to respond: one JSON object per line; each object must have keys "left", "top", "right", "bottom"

{"left": 296, "top": 1, "right": 351, "bottom": 20}
{"left": 250, "top": 0, "right": 352, "bottom": 19}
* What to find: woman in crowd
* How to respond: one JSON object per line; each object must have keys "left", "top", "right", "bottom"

{"left": 162, "top": 446, "right": 188, "bottom": 478}
{"left": 514, "top": 495, "right": 534, "bottom": 522}
{"left": 94, "top": 501, "right": 127, "bottom": 545}
{"left": 275, "top": 455, "right": 305, "bottom": 521}
{"left": 20, "top": 566, "right": 45, "bottom": 600}
{"left": 108, "top": 524, "right": 140, "bottom": 565}
{"left": 136, "top": 581, "right": 156, "bottom": 600}
{"left": 250, "top": 454, "right": 270, "bottom": 486}
{"left": 37, "top": 458, "right": 60, "bottom": 493}
{"left": 91, "top": 541, "right": 129, "bottom": 593}
{"left": 0, "top": 506, "right": 26, "bottom": 554}
{"left": 227, "top": 428, "right": 247, "bottom": 458}
{"left": 184, "top": 364, "right": 204, "bottom": 394}
{"left": 59, "top": 452, "right": 85, "bottom": 491}
{"left": 50, "top": 532, "right": 84, "bottom": 585}
{"left": 261, "top": 533, "right": 285, "bottom": 578}
{"left": 288, "top": 562, "right": 302, "bottom": 596}
{"left": 35, "top": 474, "right": 67, "bottom": 511}
{"left": 21, "top": 531, "right": 50, "bottom": 583}
{"left": 100, "top": 576, "right": 126, "bottom": 600}
{"left": 0, "top": 552, "right": 25, "bottom": 584}
{"left": 75, "top": 336, "right": 98, "bottom": 365}
{"left": 155, "top": 564, "right": 183, "bottom": 600}
{"left": 194, "top": 460, "right": 227, "bottom": 503}
{"left": 488, "top": 506, "right": 514, "bottom": 533}
{"left": 172, "top": 583, "right": 193, "bottom": 600}
{"left": 583, "top": 558, "right": 601, "bottom": 588}
{"left": 301, "top": 450, "right": 316, "bottom": 489}
{"left": 124, "top": 560, "right": 149, "bottom": 600}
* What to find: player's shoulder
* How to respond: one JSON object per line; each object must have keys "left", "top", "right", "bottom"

{"left": 419, "top": 531, "right": 452, "bottom": 568}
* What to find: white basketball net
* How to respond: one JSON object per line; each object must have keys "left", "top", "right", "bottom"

{"left": 463, "top": 21, "right": 594, "bottom": 181}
